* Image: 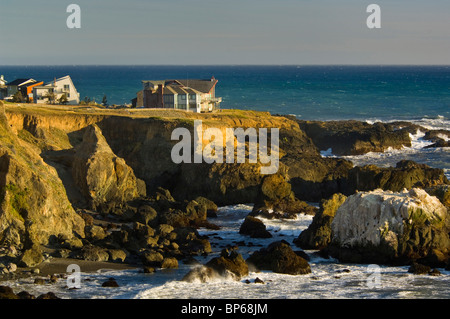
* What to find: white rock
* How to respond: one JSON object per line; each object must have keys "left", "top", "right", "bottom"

{"left": 331, "top": 188, "right": 447, "bottom": 248}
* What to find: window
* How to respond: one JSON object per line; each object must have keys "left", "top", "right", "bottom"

{"left": 64, "top": 84, "right": 70, "bottom": 91}
{"left": 181, "top": 95, "right": 186, "bottom": 100}
{"left": 189, "top": 94, "right": 196, "bottom": 100}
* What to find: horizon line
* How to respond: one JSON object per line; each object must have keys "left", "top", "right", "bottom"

{"left": 1, "top": 64, "right": 450, "bottom": 67}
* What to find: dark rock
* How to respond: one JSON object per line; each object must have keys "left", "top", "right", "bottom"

{"left": 346, "top": 161, "right": 449, "bottom": 194}
{"left": 294, "top": 193, "right": 347, "bottom": 250}
{"left": 0, "top": 286, "right": 19, "bottom": 299}
{"left": 34, "top": 278, "right": 46, "bottom": 285}
{"left": 37, "top": 292, "right": 60, "bottom": 299}
{"left": 102, "top": 278, "right": 119, "bottom": 287}
{"left": 143, "top": 266, "right": 155, "bottom": 273}
{"left": 429, "top": 268, "right": 441, "bottom": 276}
{"left": 17, "top": 291, "right": 35, "bottom": 299}
{"left": 239, "top": 216, "right": 272, "bottom": 238}
{"left": 251, "top": 171, "right": 317, "bottom": 219}
{"left": 247, "top": 240, "right": 311, "bottom": 275}
{"left": 161, "top": 257, "right": 178, "bottom": 269}
{"left": 408, "top": 262, "right": 431, "bottom": 275}
{"left": 297, "top": 120, "right": 412, "bottom": 156}
{"left": 206, "top": 248, "right": 249, "bottom": 280}
{"left": 18, "top": 244, "right": 44, "bottom": 268}
{"left": 254, "top": 277, "right": 265, "bottom": 284}
{"left": 141, "top": 250, "right": 164, "bottom": 267}
{"left": 75, "top": 245, "right": 109, "bottom": 262}
{"left": 194, "top": 196, "right": 218, "bottom": 218}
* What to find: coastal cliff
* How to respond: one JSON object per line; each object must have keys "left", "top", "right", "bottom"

{"left": 0, "top": 101, "right": 449, "bottom": 273}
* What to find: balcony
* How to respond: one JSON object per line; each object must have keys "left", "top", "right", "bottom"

{"left": 202, "top": 97, "right": 222, "bottom": 104}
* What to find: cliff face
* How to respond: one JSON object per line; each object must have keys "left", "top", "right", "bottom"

{"left": 0, "top": 103, "right": 85, "bottom": 249}
{"left": 1, "top": 103, "right": 449, "bottom": 269}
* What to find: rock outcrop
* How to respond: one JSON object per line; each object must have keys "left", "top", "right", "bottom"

{"left": 239, "top": 216, "right": 272, "bottom": 238}
{"left": 247, "top": 240, "right": 311, "bottom": 275}
{"left": 294, "top": 193, "right": 347, "bottom": 250}
{"left": 346, "top": 160, "right": 448, "bottom": 194}
{"left": 328, "top": 188, "right": 450, "bottom": 266}
{"left": 72, "top": 124, "right": 145, "bottom": 213}
{"left": 297, "top": 120, "right": 412, "bottom": 156}
{"left": 250, "top": 171, "right": 317, "bottom": 219}
{"left": 0, "top": 102, "right": 85, "bottom": 252}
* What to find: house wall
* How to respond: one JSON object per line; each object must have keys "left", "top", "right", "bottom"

{"left": 33, "top": 77, "right": 80, "bottom": 105}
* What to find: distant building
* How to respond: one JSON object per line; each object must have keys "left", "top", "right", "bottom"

{"left": 0, "top": 75, "right": 7, "bottom": 99}
{"left": 5, "top": 78, "right": 37, "bottom": 100}
{"left": 20, "top": 81, "right": 44, "bottom": 102}
{"left": 134, "top": 77, "right": 221, "bottom": 112}
{"left": 33, "top": 75, "right": 80, "bottom": 105}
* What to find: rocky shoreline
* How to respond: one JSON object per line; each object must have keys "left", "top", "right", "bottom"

{"left": 0, "top": 102, "right": 449, "bottom": 299}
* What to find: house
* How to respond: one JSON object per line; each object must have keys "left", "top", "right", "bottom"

{"left": 135, "top": 77, "right": 221, "bottom": 112}
{"left": 5, "top": 78, "right": 37, "bottom": 100}
{"left": 19, "top": 81, "right": 44, "bottom": 102}
{"left": 33, "top": 75, "right": 80, "bottom": 105}
{"left": 0, "top": 75, "right": 7, "bottom": 99}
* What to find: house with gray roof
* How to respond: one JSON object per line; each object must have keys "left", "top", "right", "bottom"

{"left": 134, "top": 77, "right": 221, "bottom": 112}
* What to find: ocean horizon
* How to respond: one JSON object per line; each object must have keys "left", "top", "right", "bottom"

{"left": 1, "top": 65, "right": 449, "bottom": 122}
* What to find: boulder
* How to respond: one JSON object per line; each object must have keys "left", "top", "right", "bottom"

{"left": 239, "top": 216, "right": 272, "bottom": 238}
{"left": 18, "top": 244, "right": 44, "bottom": 268}
{"left": 194, "top": 196, "right": 218, "bottom": 218}
{"left": 329, "top": 188, "right": 450, "bottom": 266}
{"left": 0, "top": 286, "right": 19, "bottom": 299}
{"left": 161, "top": 257, "right": 178, "bottom": 269}
{"left": 141, "top": 250, "right": 164, "bottom": 267}
{"left": 206, "top": 248, "right": 249, "bottom": 279}
{"left": 246, "top": 240, "right": 311, "bottom": 275}
{"left": 294, "top": 193, "right": 347, "bottom": 250}
{"left": 75, "top": 245, "right": 109, "bottom": 262}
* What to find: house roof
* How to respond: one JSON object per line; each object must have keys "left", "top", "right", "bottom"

{"left": 7, "top": 78, "right": 35, "bottom": 86}
{"left": 143, "top": 78, "right": 218, "bottom": 94}
{"left": 21, "top": 81, "right": 43, "bottom": 88}
{"left": 176, "top": 79, "right": 217, "bottom": 93}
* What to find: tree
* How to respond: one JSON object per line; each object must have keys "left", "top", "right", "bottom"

{"left": 59, "top": 94, "right": 69, "bottom": 105}
{"left": 44, "top": 90, "right": 57, "bottom": 104}
{"left": 12, "top": 91, "right": 24, "bottom": 103}
{"left": 102, "top": 94, "right": 108, "bottom": 107}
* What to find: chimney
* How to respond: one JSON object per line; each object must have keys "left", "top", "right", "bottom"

{"left": 158, "top": 84, "right": 164, "bottom": 107}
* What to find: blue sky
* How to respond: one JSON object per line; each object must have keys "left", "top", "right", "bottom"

{"left": 1, "top": 0, "right": 449, "bottom": 65}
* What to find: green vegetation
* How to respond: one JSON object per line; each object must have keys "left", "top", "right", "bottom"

{"left": 1, "top": 184, "right": 29, "bottom": 222}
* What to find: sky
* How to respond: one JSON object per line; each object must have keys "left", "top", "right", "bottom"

{"left": 0, "top": 0, "right": 449, "bottom": 65}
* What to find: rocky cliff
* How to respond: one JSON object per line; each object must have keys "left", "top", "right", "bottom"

{"left": 1, "top": 102, "right": 448, "bottom": 270}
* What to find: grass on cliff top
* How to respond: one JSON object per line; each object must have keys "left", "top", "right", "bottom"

{"left": 4, "top": 103, "right": 291, "bottom": 128}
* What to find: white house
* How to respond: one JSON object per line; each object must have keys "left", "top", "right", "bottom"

{"left": 33, "top": 75, "right": 80, "bottom": 105}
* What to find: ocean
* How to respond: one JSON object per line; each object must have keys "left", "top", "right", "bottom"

{"left": 1, "top": 65, "right": 450, "bottom": 121}
{"left": 1, "top": 65, "right": 449, "bottom": 299}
